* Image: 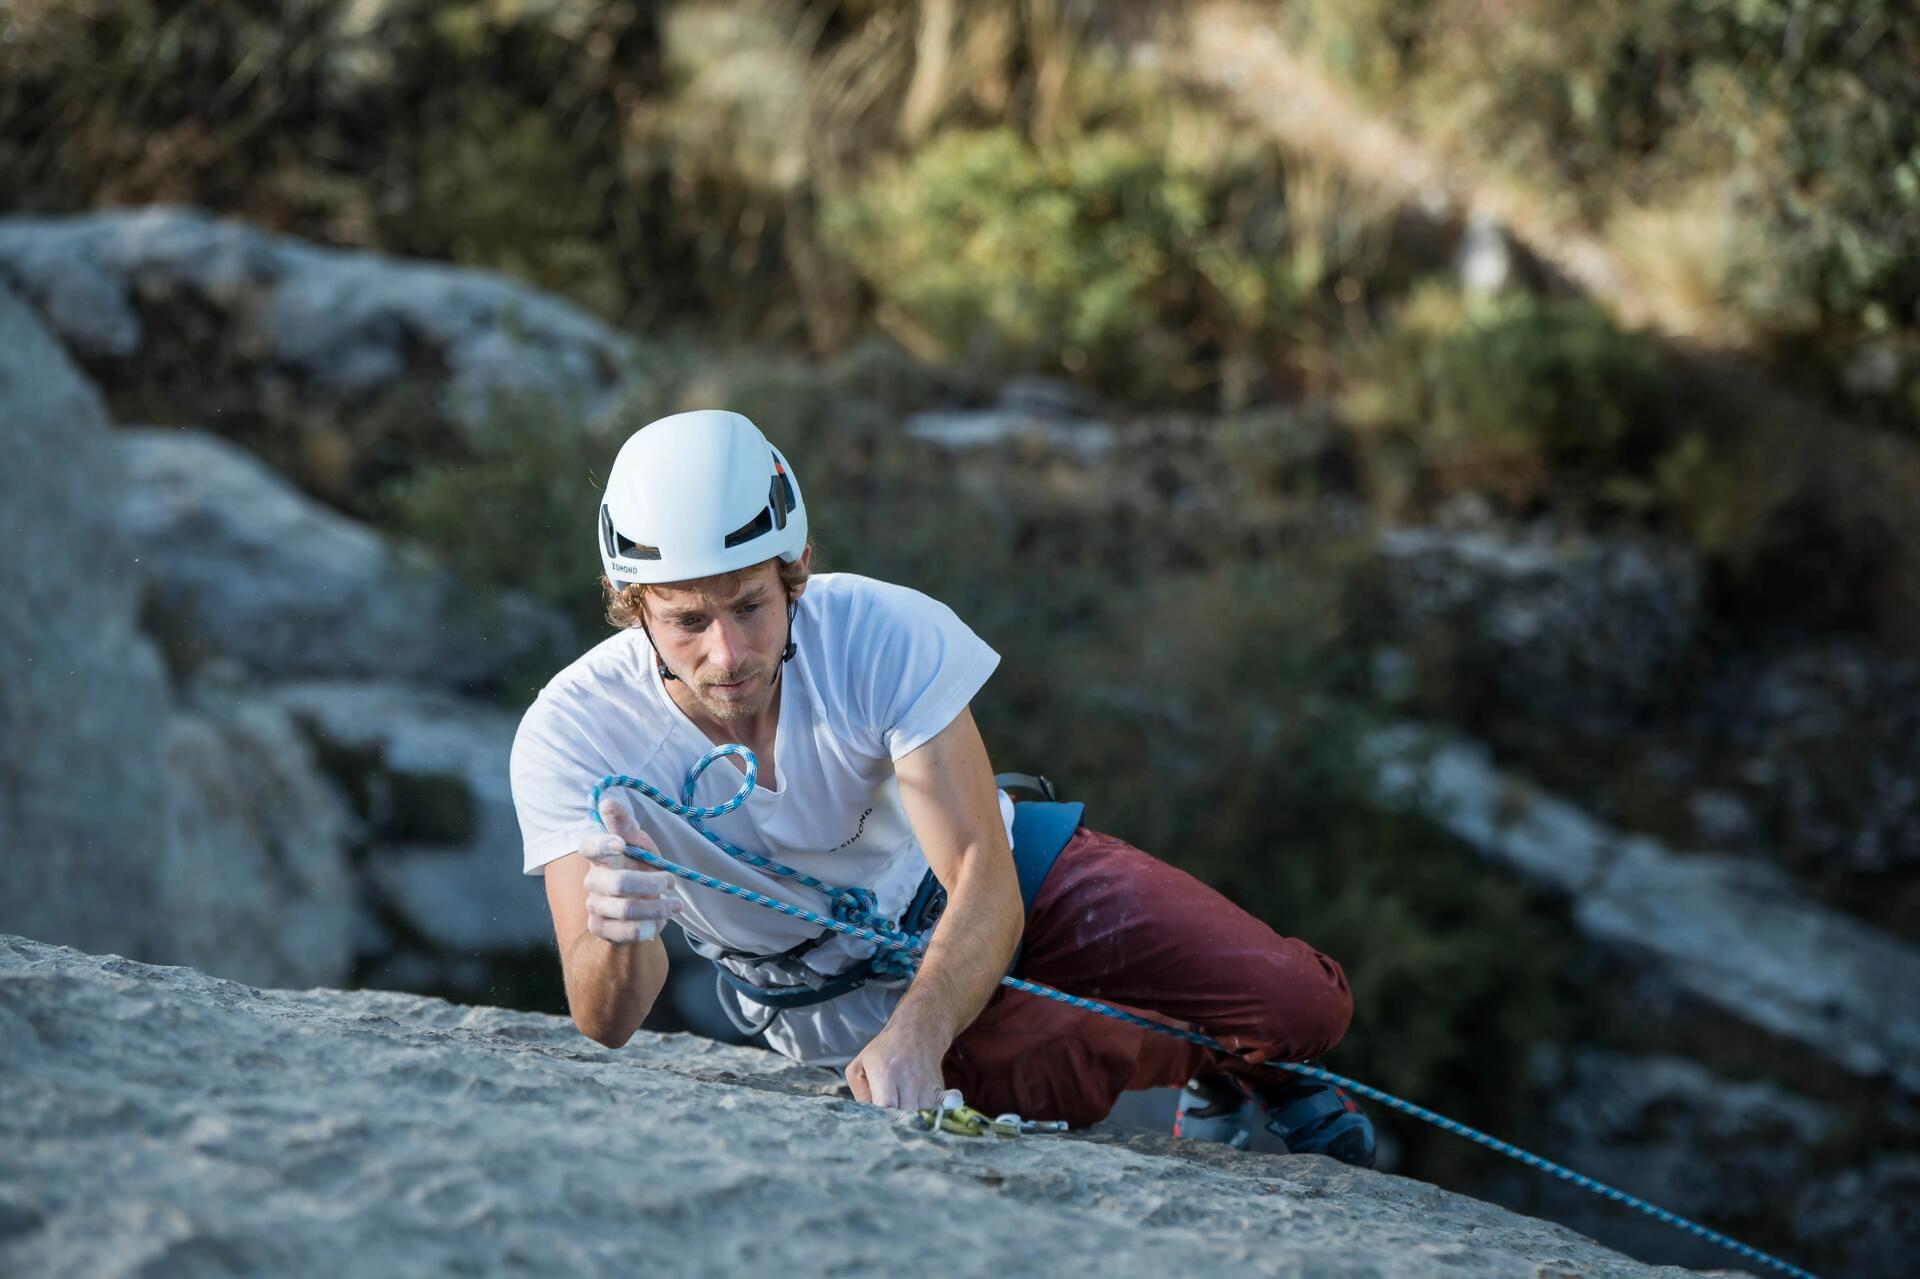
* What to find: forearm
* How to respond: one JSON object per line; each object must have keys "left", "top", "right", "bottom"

{"left": 562, "top": 932, "right": 669, "bottom": 1048}
{"left": 885, "top": 852, "right": 1023, "bottom": 1049}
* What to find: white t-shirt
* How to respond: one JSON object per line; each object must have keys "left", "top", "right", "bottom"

{"left": 510, "top": 572, "right": 1009, "bottom": 1067}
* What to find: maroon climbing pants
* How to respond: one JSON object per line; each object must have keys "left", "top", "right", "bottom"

{"left": 941, "top": 826, "right": 1353, "bottom": 1128}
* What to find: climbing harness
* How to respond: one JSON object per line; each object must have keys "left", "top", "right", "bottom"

{"left": 589, "top": 746, "right": 1822, "bottom": 1279}
{"left": 912, "top": 1089, "right": 1070, "bottom": 1138}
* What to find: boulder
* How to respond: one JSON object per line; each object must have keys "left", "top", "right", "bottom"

{"left": 120, "top": 427, "right": 570, "bottom": 686}
{"left": 1366, "top": 527, "right": 1702, "bottom": 732}
{"left": 0, "top": 207, "right": 637, "bottom": 501}
{"left": 905, "top": 376, "right": 1119, "bottom": 463}
{"left": 268, "top": 681, "right": 549, "bottom": 956}
{"left": 0, "top": 281, "right": 356, "bottom": 990}
{"left": 0, "top": 933, "right": 1764, "bottom": 1279}
{"left": 156, "top": 694, "right": 359, "bottom": 989}
{"left": 0, "top": 280, "right": 173, "bottom": 964}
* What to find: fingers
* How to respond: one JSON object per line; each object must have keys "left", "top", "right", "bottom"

{"left": 582, "top": 834, "right": 662, "bottom": 870}
{"left": 586, "top": 892, "right": 682, "bottom": 922}
{"left": 578, "top": 832, "right": 630, "bottom": 867}
{"left": 847, "top": 1056, "right": 900, "bottom": 1110}
{"left": 587, "top": 915, "right": 662, "bottom": 945}
{"left": 583, "top": 864, "right": 677, "bottom": 898}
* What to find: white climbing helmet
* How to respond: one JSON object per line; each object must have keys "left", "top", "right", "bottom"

{"left": 597, "top": 409, "right": 808, "bottom": 587}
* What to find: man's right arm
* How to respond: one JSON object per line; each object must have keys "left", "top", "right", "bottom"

{"left": 543, "top": 803, "right": 683, "bottom": 1048}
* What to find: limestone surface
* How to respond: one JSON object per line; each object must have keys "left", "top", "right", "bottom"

{"left": 0, "top": 936, "right": 1737, "bottom": 1279}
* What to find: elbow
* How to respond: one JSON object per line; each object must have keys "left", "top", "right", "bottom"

{"left": 575, "top": 1014, "right": 637, "bottom": 1050}
{"left": 571, "top": 994, "right": 653, "bottom": 1050}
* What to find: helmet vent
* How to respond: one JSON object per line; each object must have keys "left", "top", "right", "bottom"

{"left": 774, "top": 462, "right": 797, "bottom": 517}
{"left": 619, "top": 535, "right": 662, "bottom": 560}
{"left": 601, "top": 504, "right": 661, "bottom": 561}
{"left": 723, "top": 504, "right": 774, "bottom": 548}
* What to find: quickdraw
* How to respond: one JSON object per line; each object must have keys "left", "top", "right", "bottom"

{"left": 912, "top": 1089, "right": 1071, "bottom": 1138}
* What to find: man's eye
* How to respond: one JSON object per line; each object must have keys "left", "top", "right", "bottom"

{"left": 738, "top": 603, "right": 761, "bottom": 616}
{"left": 678, "top": 618, "right": 705, "bottom": 631}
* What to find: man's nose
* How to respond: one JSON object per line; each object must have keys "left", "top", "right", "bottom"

{"left": 706, "top": 618, "right": 745, "bottom": 670}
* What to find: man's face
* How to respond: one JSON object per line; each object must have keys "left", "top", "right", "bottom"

{"left": 643, "top": 562, "right": 793, "bottom": 724}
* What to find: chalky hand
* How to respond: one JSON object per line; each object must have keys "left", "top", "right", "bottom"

{"left": 580, "top": 800, "right": 684, "bottom": 944}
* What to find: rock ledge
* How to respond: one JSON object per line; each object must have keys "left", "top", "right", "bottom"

{"left": 0, "top": 936, "right": 1731, "bottom": 1279}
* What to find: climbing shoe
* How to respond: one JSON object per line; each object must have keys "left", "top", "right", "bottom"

{"left": 1252, "top": 1067, "right": 1376, "bottom": 1169}
{"left": 1171, "top": 1073, "right": 1252, "bottom": 1149}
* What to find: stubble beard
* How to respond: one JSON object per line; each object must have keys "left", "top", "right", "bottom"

{"left": 692, "top": 669, "right": 775, "bottom": 723}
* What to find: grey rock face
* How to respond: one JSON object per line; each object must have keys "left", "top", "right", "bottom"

{"left": 1534, "top": 1048, "right": 1838, "bottom": 1221}
{"left": 0, "top": 934, "right": 1748, "bottom": 1279}
{"left": 120, "top": 427, "right": 569, "bottom": 685}
{"left": 1791, "top": 1154, "right": 1920, "bottom": 1279}
{"left": 1703, "top": 646, "right": 1920, "bottom": 875}
{"left": 905, "top": 404, "right": 1119, "bottom": 462}
{"left": 1371, "top": 727, "right": 1920, "bottom": 1096}
{"left": 0, "top": 206, "right": 635, "bottom": 467}
{"left": 269, "top": 681, "right": 549, "bottom": 956}
{"left": 0, "top": 281, "right": 173, "bottom": 961}
{"left": 1576, "top": 842, "right": 1920, "bottom": 1091}
{"left": 1513, "top": 1049, "right": 1892, "bottom": 1277}
{"left": 0, "top": 282, "right": 356, "bottom": 990}
{"left": 1369, "top": 527, "right": 1702, "bottom": 731}
{"left": 157, "top": 695, "right": 359, "bottom": 989}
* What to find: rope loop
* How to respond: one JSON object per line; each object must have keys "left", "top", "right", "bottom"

{"left": 678, "top": 743, "right": 757, "bottom": 815}
{"left": 590, "top": 747, "right": 915, "bottom": 954}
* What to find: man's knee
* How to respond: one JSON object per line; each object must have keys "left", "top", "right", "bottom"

{"left": 1243, "top": 946, "right": 1354, "bottom": 1060}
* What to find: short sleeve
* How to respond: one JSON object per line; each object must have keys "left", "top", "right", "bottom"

{"left": 509, "top": 698, "right": 612, "bottom": 875}
{"left": 847, "top": 581, "right": 1000, "bottom": 760}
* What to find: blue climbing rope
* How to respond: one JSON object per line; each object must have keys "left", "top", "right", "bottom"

{"left": 590, "top": 746, "right": 1822, "bottom": 1279}
{"left": 592, "top": 744, "right": 914, "bottom": 976}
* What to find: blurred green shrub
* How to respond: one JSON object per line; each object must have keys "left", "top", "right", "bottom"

{"left": 380, "top": 390, "right": 626, "bottom": 649}
{"left": 823, "top": 126, "right": 1399, "bottom": 408}
{"left": 1339, "top": 286, "right": 1693, "bottom": 515}
{"left": 0, "top": 0, "right": 826, "bottom": 334}
{"left": 1290, "top": 0, "right": 1920, "bottom": 431}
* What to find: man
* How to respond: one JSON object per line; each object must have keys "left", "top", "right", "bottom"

{"left": 510, "top": 409, "right": 1374, "bottom": 1162}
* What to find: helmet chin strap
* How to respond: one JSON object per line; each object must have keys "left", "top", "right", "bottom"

{"left": 645, "top": 601, "right": 798, "bottom": 685}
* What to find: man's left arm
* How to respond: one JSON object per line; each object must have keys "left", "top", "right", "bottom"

{"left": 843, "top": 706, "right": 1022, "bottom": 1111}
